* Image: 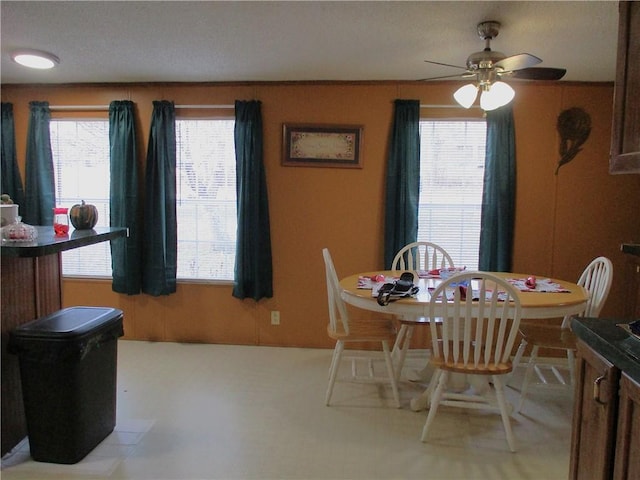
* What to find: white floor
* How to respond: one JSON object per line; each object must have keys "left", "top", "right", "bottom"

{"left": 1, "top": 340, "right": 574, "bottom": 480}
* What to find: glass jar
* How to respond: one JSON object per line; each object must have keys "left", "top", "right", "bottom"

{"left": 1, "top": 219, "right": 38, "bottom": 242}
{"left": 53, "top": 207, "right": 69, "bottom": 236}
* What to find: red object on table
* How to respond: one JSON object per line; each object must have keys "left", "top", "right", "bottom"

{"left": 53, "top": 207, "right": 69, "bottom": 236}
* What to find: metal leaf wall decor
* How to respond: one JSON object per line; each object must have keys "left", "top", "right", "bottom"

{"left": 555, "top": 107, "right": 591, "bottom": 174}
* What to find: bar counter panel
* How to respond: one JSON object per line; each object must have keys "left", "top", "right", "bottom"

{"left": 1, "top": 226, "right": 126, "bottom": 455}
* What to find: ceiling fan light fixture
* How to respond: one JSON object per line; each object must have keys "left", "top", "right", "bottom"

{"left": 11, "top": 49, "right": 59, "bottom": 69}
{"left": 453, "top": 83, "right": 479, "bottom": 109}
{"left": 479, "top": 81, "right": 515, "bottom": 111}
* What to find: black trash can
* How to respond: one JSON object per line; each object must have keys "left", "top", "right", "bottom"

{"left": 8, "top": 306, "right": 124, "bottom": 464}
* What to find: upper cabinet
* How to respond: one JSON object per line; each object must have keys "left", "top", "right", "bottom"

{"left": 610, "top": 1, "right": 640, "bottom": 174}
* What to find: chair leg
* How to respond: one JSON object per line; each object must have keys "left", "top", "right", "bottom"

{"left": 393, "top": 324, "right": 414, "bottom": 382}
{"left": 516, "top": 345, "right": 539, "bottom": 413}
{"left": 421, "top": 370, "right": 447, "bottom": 442}
{"left": 493, "top": 375, "right": 517, "bottom": 452}
{"left": 325, "top": 341, "right": 344, "bottom": 406}
{"left": 508, "top": 338, "right": 527, "bottom": 385}
{"left": 382, "top": 340, "right": 401, "bottom": 408}
{"left": 327, "top": 342, "right": 340, "bottom": 380}
{"left": 392, "top": 324, "right": 407, "bottom": 359}
{"left": 410, "top": 369, "right": 440, "bottom": 412}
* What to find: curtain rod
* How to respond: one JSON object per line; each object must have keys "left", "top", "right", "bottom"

{"left": 49, "top": 104, "right": 235, "bottom": 111}
{"left": 420, "top": 104, "right": 480, "bottom": 109}
{"left": 49, "top": 103, "right": 473, "bottom": 111}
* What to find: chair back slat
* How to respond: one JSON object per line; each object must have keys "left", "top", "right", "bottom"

{"left": 560, "top": 256, "right": 613, "bottom": 328}
{"left": 579, "top": 256, "right": 613, "bottom": 317}
{"left": 429, "top": 272, "right": 522, "bottom": 370}
{"left": 322, "top": 248, "right": 350, "bottom": 336}
{"left": 392, "top": 241, "right": 455, "bottom": 272}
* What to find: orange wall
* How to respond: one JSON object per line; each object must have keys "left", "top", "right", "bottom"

{"left": 2, "top": 81, "right": 639, "bottom": 349}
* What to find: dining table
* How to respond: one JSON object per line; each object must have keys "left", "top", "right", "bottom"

{"left": 339, "top": 269, "right": 590, "bottom": 410}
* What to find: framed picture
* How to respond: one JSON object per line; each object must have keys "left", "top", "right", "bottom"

{"left": 282, "top": 124, "right": 363, "bottom": 168}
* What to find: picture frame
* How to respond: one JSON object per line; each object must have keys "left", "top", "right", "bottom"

{"left": 282, "top": 124, "right": 363, "bottom": 168}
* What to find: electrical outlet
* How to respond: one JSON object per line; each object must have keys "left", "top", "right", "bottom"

{"left": 270, "top": 311, "right": 280, "bottom": 325}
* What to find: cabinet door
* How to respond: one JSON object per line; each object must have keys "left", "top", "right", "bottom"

{"left": 610, "top": 1, "right": 640, "bottom": 174}
{"left": 1, "top": 255, "right": 62, "bottom": 456}
{"left": 623, "top": 257, "right": 640, "bottom": 319}
{"left": 570, "top": 341, "right": 620, "bottom": 480}
{"left": 614, "top": 373, "right": 640, "bottom": 480}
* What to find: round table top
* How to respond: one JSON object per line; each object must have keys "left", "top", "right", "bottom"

{"left": 340, "top": 270, "right": 589, "bottom": 320}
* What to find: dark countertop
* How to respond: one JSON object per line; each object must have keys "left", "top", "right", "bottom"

{"left": 621, "top": 243, "right": 640, "bottom": 257}
{"left": 572, "top": 317, "right": 640, "bottom": 384}
{"left": 1, "top": 226, "right": 127, "bottom": 258}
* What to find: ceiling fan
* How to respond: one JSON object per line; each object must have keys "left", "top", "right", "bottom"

{"left": 423, "top": 21, "right": 567, "bottom": 110}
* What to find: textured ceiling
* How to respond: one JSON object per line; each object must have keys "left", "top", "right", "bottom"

{"left": 0, "top": 1, "right": 619, "bottom": 85}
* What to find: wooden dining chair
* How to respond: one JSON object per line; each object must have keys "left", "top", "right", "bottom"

{"left": 391, "top": 241, "right": 455, "bottom": 380}
{"left": 322, "top": 248, "right": 400, "bottom": 408}
{"left": 513, "top": 256, "right": 613, "bottom": 413}
{"left": 391, "top": 241, "right": 455, "bottom": 273}
{"left": 420, "top": 272, "right": 522, "bottom": 452}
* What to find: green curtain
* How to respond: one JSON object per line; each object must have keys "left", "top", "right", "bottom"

{"left": 1, "top": 103, "right": 25, "bottom": 208}
{"left": 142, "top": 101, "right": 177, "bottom": 296}
{"left": 233, "top": 100, "right": 273, "bottom": 301}
{"left": 109, "top": 100, "right": 141, "bottom": 295}
{"left": 478, "top": 106, "right": 516, "bottom": 272}
{"left": 383, "top": 99, "right": 420, "bottom": 268}
{"left": 23, "top": 101, "right": 55, "bottom": 226}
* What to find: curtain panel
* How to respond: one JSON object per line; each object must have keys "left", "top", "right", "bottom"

{"left": 233, "top": 100, "right": 273, "bottom": 301}
{"left": 1, "top": 103, "right": 25, "bottom": 208}
{"left": 142, "top": 101, "right": 177, "bottom": 296}
{"left": 478, "top": 106, "right": 516, "bottom": 272}
{"left": 383, "top": 99, "right": 421, "bottom": 269}
{"left": 109, "top": 100, "right": 142, "bottom": 294}
{"left": 23, "top": 101, "right": 55, "bottom": 226}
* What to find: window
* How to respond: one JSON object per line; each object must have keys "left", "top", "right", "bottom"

{"left": 418, "top": 120, "right": 486, "bottom": 270}
{"left": 175, "top": 119, "right": 237, "bottom": 281}
{"left": 50, "top": 120, "right": 112, "bottom": 277}
{"left": 51, "top": 118, "right": 237, "bottom": 282}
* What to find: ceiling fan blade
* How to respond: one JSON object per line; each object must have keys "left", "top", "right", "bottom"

{"left": 494, "top": 53, "right": 542, "bottom": 71}
{"left": 424, "top": 59, "right": 468, "bottom": 70}
{"left": 418, "top": 73, "right": 470, "bottom": 81}
{"left": 508, "top": 67, "right": 567, "bottom": 80}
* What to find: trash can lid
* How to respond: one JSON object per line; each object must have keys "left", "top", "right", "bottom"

{"left": 12, "top": 307, "right": 123, "bottom": 339}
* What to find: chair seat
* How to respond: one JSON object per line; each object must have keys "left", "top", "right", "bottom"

{"left": 429, "top": 339, "right": 513, "bottom": 375}
{"left": 519, "top": 324, "right": 577, "bottom": 351}
{"left": 431, "top": 356, "right": 512, "bottom": 376}
{"left": 328, "top": 317, "right": 397, "bottom": 342}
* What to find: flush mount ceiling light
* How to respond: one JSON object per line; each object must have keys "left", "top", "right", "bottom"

{"left": 11, "top": 49, "right": 60, "bottom": 69}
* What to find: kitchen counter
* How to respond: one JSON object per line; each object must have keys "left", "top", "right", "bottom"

{"left": 571, "top": 317, "right": 640, "bottom": 384}
{"left": 1, "top": 226, "right": 127, "bottom": 456}
{"left": 621, "top": 243, "right": 640, "bottom": 257}
{"left": 1, "top": 226, "right": 127, "bottom": 257}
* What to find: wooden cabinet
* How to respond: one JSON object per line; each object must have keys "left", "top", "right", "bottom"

{"left": 610, "top": 1, "right": 640, "bottom": 174}
{"left": 0, "top": 255, "right": 62, "bottom": 456}
{"left": 613, "top": 373, "right": 640, "bottom": 480}
{"left": 571, "top": 339, "right": 640, "bottom": 479}
{"left": 623, "top": 256, "right": 640, "bottom": 319}
{"left": 570, "top": 341, "right": 620, "bottom": 480}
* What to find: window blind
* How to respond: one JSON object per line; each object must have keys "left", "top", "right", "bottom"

{"left": 175, "top": 119, "right": 237, "bottom": 281}
{"left": 418, "top": 120, "right": 487, "bottom": 270}
{"left": 50, "top": 120, "right": 113, "bottom": 277}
